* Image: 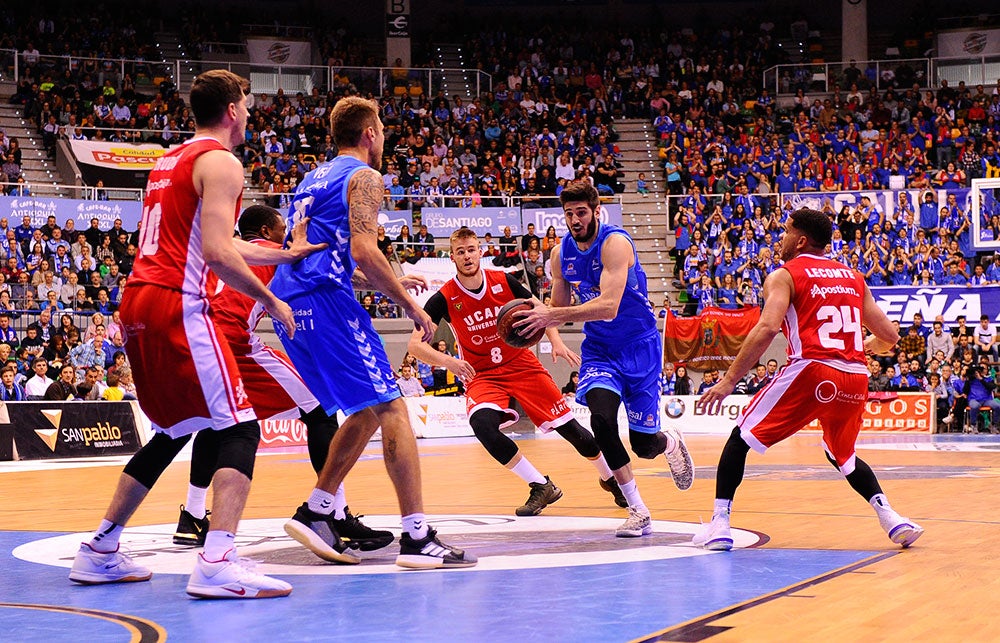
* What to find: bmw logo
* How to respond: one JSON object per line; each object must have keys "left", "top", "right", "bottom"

{"left": 664, "top": 398, "right": 685, "bottom": 419}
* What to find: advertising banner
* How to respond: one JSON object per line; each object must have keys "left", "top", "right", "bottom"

{"left": 0, "top": 426, "right": 12, "bottom": 461}
{"left": 778, "top": 187, "right": 995, "bottom": 251}
{"left": 937, "top": 29, "right": 1000, "bottom": 57}
{"left": 419, "top": 207, "right": 522, "bottom": 238}
{"left": 246, "top": 39, "right": 312, "bottom": 66}
{"left": 8, "top": 401, "right": 144, "bottom": 460}
{"left": 655, "top": 392, "right": 935, "bottom": 435}
{"left": 663, "top": 307, "right": 761, "bottom": 371}
{"left": 871, "top": 284, "right": 1000, "bottom": 324}
{"left": 68, "top": 140, "right": 170, "bottom": 171}
{"left": 0, "top": 196, "right": 143, "bottom": 232}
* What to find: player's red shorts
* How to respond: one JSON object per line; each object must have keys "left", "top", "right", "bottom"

{"left": 234, "top": 337, "right": 320, "bottom": 421}
{"left": 120, "top": 284, "right": 256, "bottom": 438}
{"left": 465, "top": 354, "right": 574, "bottom": 432}
{"left": 737, "top": 359, "right": 869, "bottom": 473}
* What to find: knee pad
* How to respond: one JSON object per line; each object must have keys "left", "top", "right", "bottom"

{"left": 214, "top": 421, "right": 261, "bottom": 480}
{"left": 123, "top": 431, "right": 191, "bottom": 489}
{"left": 554, "top": 420, "right": 601, "bottom": 459}
{"left": 301, "top": 406, "right": 338, "bottom": 474}
{"left": 589, "top": 404, "right": 630, "bottom": 471}
{"left": 469, "top": 408, "right": 518, "bottom": 465}
{"left": 629, "top": 429, "right": 667, "bottom": 459}
{"left": 189, "top": 429, "right": 221, "bottom": 488}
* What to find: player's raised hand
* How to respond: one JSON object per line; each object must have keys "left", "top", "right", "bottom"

{"left": 406, "top": 304, "right": 436, "bottom": 343}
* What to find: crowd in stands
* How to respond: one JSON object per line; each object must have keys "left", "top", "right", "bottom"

{"left": 0, "top": 212, "right": 137, "bottom": 400}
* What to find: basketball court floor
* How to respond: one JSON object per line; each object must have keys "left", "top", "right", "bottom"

{"left": 1, "top": 430, "right": 998, "bottom": 642}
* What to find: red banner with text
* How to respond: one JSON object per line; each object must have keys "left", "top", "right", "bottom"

{"left": 663, "top": 307, "right": 761, "bottom": 370}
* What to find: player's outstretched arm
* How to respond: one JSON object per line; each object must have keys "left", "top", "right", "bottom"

{"left": 516, "top": 234, "right": 631, "bottom": 335}
{"left": 406, "top": 326, "right": 475, "bottom": 383}
{"left": 195, "top": 150, "right": 296, "bottom": 337}
{"left": 349, "top": 168, "right": 434, "bottom": 342}
{"left": 235, "top": 216, "right": 327, "bottom": 265}
{"left": 862, "top": 285, "right": 899, "bottom": 355}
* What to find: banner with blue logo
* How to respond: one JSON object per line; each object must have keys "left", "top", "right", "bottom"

{"left": 0, "top": 196, "right": 144, "bottom": 232}
{"left": 871, "top": 284, "right": 1000, "bottom": 323}
{"left": 778, "top": 188, "right": 995, "bottom": 251}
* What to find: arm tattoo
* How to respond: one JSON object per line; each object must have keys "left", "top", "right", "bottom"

{"left": 349, "top": 170, "right": 382, "bottom": 238}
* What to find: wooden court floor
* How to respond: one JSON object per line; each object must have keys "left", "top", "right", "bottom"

{"left": 1, "top": 431, "right": 998, "bottom": 641}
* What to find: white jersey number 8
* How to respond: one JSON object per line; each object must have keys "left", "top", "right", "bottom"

{"left": 816, "top": 305, "right": 863, "bottom": 351}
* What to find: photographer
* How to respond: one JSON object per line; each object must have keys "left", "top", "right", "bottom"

{"left": 961, "top": 365, "right": 1000, "bottom": 433}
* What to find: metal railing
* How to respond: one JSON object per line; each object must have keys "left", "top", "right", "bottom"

{"left": 0, "top": 181, "right": 143, "bottom": 201}
{"left": 3, "top": 48, "right": 493, "bottom": 103}
{"left": 763, "top": 58, "right": 933, "bottom": 96}
{"left": 763, "top": 54, "right": 1000, "bottom": 96}
{"left": 15, "top": 53, "right": 176, "bottom": 90}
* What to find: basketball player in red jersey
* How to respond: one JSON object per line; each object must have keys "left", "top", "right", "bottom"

{"left": 69, "top": 70, "right": 325, "bottom": 598}
{"left": 693, "top": 208, "right": 923, "bottom": 551}
{"left": 407, "top": 227, "right": 628, "bottom": 515}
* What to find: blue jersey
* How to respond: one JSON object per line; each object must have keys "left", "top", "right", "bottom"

{"left": 270, "top": 155, "right": 369, "bottom": 299}
{"left": 559, "top": 223, "right": 657, "bottom": 344}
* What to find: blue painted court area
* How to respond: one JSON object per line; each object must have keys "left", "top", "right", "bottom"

{"left": 0, "top": 530, "right": 879, "bottom": 643}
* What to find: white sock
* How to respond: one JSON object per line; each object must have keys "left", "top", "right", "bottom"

{"left": 713, "top": 499, "right": 732, "bottom": 519}
{"left": 663, "top": 430, "right": 678, "bottom": 453}
{"left": 89, "top": 519, "right": 124, "bottom": 552}
{"left": 332, "top": 483, "right": 347, "bottom": 520}
{"left": 619, "top": 479, "right": 648, "bottom": 512}
{"left": 203, "top": 530, "right": 235, "bottom": 561}
{"left": 185, "top": 484, "right": 209, "bottom": 520}
{"left": 590, "top": 454, "right": 614, "bottom": 480}
{"left": 509, "top": 457, "right": 547, "bottom": 485}
{"left": 307, "top": 488, "right": 337, "bottom": 515}
{"left": 402, "top": 513, "right": 428, "bottom": 540}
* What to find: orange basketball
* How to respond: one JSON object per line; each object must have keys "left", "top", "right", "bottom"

{"left": 495, "top": 298, "right": 544, "bottom": 348}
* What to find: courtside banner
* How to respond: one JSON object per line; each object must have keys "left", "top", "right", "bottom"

{"left": 407, "top": 396, "right": 472, "bottom": 438}
{"left": 0, "top": 196, "right": 143, "bottom": 231}
{"left": 420, "top": 207, "right": 523, "bottom": 238}
{"left": 0, "top": 425, "right": 12, "bottom": 461}
{"left": 9, "top": 402, "right": 143, "bottom": 459}
{"left": 663, "top": 307, "right": 760, "bottom": 371}
{"left": 871, "top": 285, "right": 1000, "bottom": 324}
{"left": 655, "top": 392, "right": 935, "bottom": 434}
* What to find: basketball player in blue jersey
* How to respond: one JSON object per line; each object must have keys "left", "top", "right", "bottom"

{"left": 269, "top": 96, "right": 475, "bottom": 569}
{"left": 517, "top": 180, "right": 695, "bottom": 537}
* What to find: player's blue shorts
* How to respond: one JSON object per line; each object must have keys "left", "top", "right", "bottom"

{"left": 274, "top": 286, "right": 401, "bottom": 416}
{"left": 576, "top": 330, "right": 661, "bottom": 433}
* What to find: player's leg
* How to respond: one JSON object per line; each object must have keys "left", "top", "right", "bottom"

{"left": 279, "top": 290, "right": 474, "bottom": 568}
{"left": 509, "top": 363, "right": 624, "bottom": 506}
{"left": 174, "top": 428, "right": 216, "bottom": 546}
{"left": 820, "top": 371, "right": 923, "bottom": 548}
{"left": 625, "top": 333, "right": 694, "bottom": 491}
{"left": 584, "top": 384, "right": 652, "bottom": 537}
{"left": 70, "top": 431, "right": 191, "bottom": 584}
{"left": 298, "top": 405, "right": 394, "bottom": 551}
{"left": 187, "top": 420, "right": 292, "bottom": 598}
{"left": 694, "top": 360, "right": 819, "bottom": 551}
{"left": 466, "top": 375, "right": 562, "bottom": 515}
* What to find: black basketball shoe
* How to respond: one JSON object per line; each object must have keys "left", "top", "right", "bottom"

{"left": 332, "top": 507, "right": 395, "bottom": 551}
{"left": 284, "top": 503, "right": 361, "bottom": 564}
{"left": 173, "top": 505, "right": 210, "bottom": 547}
{"left": 396, "top": 528, "right": 478, "bottom": 569}
{"left": 515, "top": 476, "right": 563, "bottom": 516}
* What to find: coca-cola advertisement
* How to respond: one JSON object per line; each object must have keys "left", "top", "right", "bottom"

{"left": 259, "top": 418, "right": 308, "bottom": 448}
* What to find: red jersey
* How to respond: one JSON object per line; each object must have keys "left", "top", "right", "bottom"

{"left": 211, "top": 238, "right": 278, "bottom": 350}
{"left": 437, "top": 269, "right": 539, "bottom": 374}
{"left": 129, "top": 137, "right": 240, "bottom": 297}
{"left": 781, "top": 253, "right": 868, "bottom": 374}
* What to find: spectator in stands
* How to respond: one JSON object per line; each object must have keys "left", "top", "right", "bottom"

{"left": 0, "top": 314, "right": 17, "bottom": 349}
{"left": 0, "top": 365, "right": 26, "bottom": 401}
{"left": 974, "top": 314, "right": 998, "bottom": 360}
{"left": 673, "top": 365, "right": 692, "bottom": 395}
{"left": 23, "top": 358, "right": 52, "bottom": 400}
{"left": 44, "top": 363, "right": 79, "bottom": 401}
